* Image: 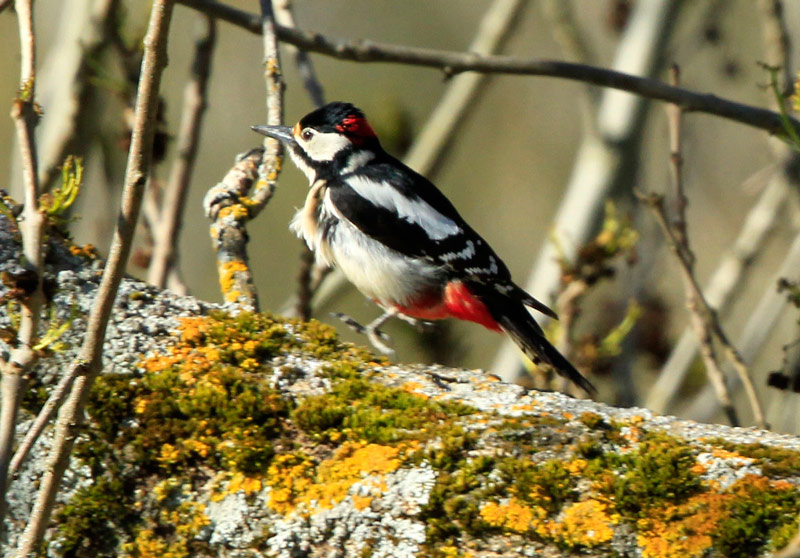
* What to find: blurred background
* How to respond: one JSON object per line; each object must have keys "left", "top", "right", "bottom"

{"left": 3, "top": 0, "right": 800, "bottom": 432}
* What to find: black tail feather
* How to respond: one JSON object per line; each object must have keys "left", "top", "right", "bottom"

{"left": 491, "top": 297, "right": 596, "bottom": 395}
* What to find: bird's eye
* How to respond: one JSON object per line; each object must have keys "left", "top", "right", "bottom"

{"left": 301, "top": 128, "right": 314, "bottom": 141}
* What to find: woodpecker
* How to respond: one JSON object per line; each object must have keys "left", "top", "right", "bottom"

{"left": 253, "top": 102, "right": 595, "bottom": 394}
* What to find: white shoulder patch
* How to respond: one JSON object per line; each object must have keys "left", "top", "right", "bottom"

{"left": 341, "top": 151, "right": 375, "bottom": 174}
{"left": 345, "top": 175, "right": 462, "bottom": 240}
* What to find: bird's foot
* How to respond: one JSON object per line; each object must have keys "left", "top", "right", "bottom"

{"left": 331, "top": 312, "right": 395, "bottom": 355}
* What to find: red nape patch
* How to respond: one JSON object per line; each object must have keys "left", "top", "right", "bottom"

{"left": 336, "top": 115, "right": 376, "bottom": 139}
{"left": 443, "top": 282, "right": 501, "bottom": 332}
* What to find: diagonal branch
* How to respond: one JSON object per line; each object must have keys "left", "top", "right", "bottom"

{"left": 12, "top": 1, "right": 175, "bottom": 554}
{"left": 174, "top": 0, "right": 800, "bottom": 138}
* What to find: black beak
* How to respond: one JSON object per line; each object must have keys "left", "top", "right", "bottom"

{"left": 251, "top": 125, "right": 296, "bottom": 146}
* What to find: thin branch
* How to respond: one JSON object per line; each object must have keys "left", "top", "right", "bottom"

{"left": 148, "top": 14, "right": 216, "bottom": 288}
{"left": 0, "top": 0, "right": 44, "bottom": 539}
{"left": 637, "top": 191, "right": 740, "bottom": 427}
{"left": 174, "top": 0, "right": 800, "bottom": 138}
{"left": 646, "top": 160, "right": 792, "bottom": 413}
{"left": 647, "top": 67, "right": 739, "bottom": 426}
{"left": 684, "top": 231, "right": 800, "bottom": 423}
{"left": 649, "top": 0, "right": 797, "bottom": 416}
{"left": 8, "top": 363, "right": 82, "bottom": 476}
{"left": 13, "top": 1, "right": 175, "bottom": 554}
{"left": 273, "top": 0, "right": 326, "bottom": 321}
{"left": 638, "top": 86, "right": 767, "bottom": 428}
{"left": 253, "top": 0, "right": 284, "bottom": 216}
{"left": 273, "top": 0, "right": 324, "bottom": 107}
{"left": 0, "top": 0, "right": 13, "bottom": 14}
{"left": 202, "top": 1, "right": 284, "bottom": 310}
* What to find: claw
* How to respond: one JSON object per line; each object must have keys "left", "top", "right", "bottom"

{"left": 331, "top": 312, "right": 395, "bottom": 355}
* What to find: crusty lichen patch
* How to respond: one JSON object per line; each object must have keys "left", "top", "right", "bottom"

{"left": 45, "top": 309, "right": 800, "bottom": 558}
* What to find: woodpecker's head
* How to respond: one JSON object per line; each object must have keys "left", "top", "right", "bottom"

{"left": 252, "top": 102, "right": 380, "bottom": 183}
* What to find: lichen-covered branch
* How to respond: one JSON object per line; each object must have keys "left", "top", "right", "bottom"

{"left": 13, "top": 1, "right": 175, "bottom": 555}
{"left": 202, "top": 148, "right": 265, "bottom": 309}
{"left": 253, "top": 0, "right": 284, "bottom": 216}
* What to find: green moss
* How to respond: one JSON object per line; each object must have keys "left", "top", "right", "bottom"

{"left": 422, "top": 455, "right": 496, "bottom": 544}
{"left": 605, "top": 431, "right": 701, "bottom": 518}
{"left": 292, "top": 376, "right": 475, "bottom": 444}
{"left": 54, "top": 476, "right": 138, "bottom": 558}
{"left": 713, "top": 477, "right": 800, "bottom": 558}
{"left": 503, "top": 459, "right": 575, "bottom": 514}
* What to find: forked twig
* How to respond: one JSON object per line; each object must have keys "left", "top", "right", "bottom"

{"left": 638, "top": 66, "right": 765, "bottom": 428}
{"left": 13, "top": 1, "right": 175, "bottom": 554}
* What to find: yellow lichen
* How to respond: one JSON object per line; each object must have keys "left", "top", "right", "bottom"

{"left": 551, "top": 499, "right": 616, "bottom": 548}
{"left": 637, "top": 492, "right": 731, "bottom": 558}
{"left": 266, "top": 442, "right": 415, "bottom": 516}
{"left": 217, "top": 204, "right": 249, "bottom": 222}
{"left": 479, "top": 498, "right": 542, "bottom": 533}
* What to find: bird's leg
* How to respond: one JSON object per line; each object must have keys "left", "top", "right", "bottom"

{"left": 394, "top": 312, "right": 437, "bottom": 332}
{"left": 331, "top": 310, "right": 396, "bottom": 355}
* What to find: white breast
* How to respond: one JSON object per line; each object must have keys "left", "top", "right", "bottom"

{"left": 291, "top": 186, "right": 443, "bottom": 305}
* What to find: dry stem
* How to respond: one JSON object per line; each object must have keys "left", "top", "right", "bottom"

{"left": 148, "top": 14, "right": 216, "bottom": 288}
{"left": 0, "top": 0, "right": 45, "bottom": 540}
{"left": 13, "top": 1, "right": 175, "bottom": 554}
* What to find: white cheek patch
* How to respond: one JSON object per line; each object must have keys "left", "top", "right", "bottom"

{"left": 346, "top": 175, "right": 462, "bottom": 240}
{"left": 302, "top": 132, "right": 352, "bottom": 162}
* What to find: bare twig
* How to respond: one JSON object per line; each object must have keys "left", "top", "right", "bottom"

{"left": 273, "top": 0, "right": 326, "bottom": 321}
{"left": 0, "top": 0, "right": 13, "bottom": 14}
{"left": 254, "top": 0, "right": 284, "bottom": 215}
{"left": 0, "top": 0, "right": 45, "bottom": 539}
{"left": 202, "top": 148, "right": 265, "bottom": 308}
{"left": 650, "top": 0, "right": 797, "bottom": 416}
{"left": 684, "top": 227, "right": 800, "bottom": 423}
{"left": 637, "top": 79, "right": 767, "bottom": 428}
{"left": 646, "top": 160, "right": 792, "bottom": 413}
{"left": 648, "top": 67, "right": 738, "bottom": 426}
{"left": 174, "top": 0, "right": 800, "bottom": 139}
{"left": 148, "top": 14, "right": 216, "bottom": 288}
{"left": 8, "top": 363, "right": 83, "bottom": 476}
{"left": 203, "top": 1, "right": 284, "bottom": 310}
{"left": 638, "top": 192, "right": 740, "bottom": 426}
{"left": 273, "top": 0, "right": 324, "bottom": 107}
{"left": 13, "top": 2, "right": 175, "bottom": 554}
